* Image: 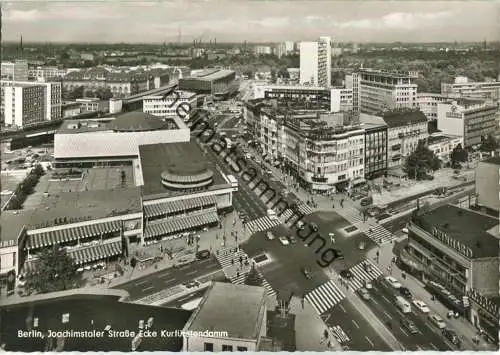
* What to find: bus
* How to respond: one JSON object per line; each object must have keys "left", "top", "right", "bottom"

{"left": 396, "top": 296, "right": 411, "bottom": 313}
{"left": 227, "top": 174, "right": 238, "bottom": 191}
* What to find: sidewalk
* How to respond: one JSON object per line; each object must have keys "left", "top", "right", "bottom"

{"left": 366, "top": 244, "right": 496, "bottom": 351}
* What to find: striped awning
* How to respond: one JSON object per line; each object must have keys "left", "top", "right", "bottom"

{"left": 69, "top": 241, "right": 123, "bottom": 265}
{"left": 25, "top": 220, "right": 122, "bottom": 251}
{"left": 143, "top": 195, "right": 217, "bottom": 218}
{"left": 144, "top": 211, "right": 219, "bottom": 239}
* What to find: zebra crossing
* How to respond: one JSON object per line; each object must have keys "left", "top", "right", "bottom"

{"left": 347, "top": 259, "right": 384, "bottom": 292}
{"left": 330, "top": 325, "right": 350, "bottom": 344}
{"left": 215, "top": 247, "right": 276, "bottom": 297}
{"left": 305, "top": 280, "right": 346, "bottom": 315}
{"left": 245, "top": 216, "right": 281, "bottom": 235}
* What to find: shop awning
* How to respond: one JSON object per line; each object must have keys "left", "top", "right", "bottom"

{"left": 25, "top": 220, "right": 122, "bottom": 251}
{"left": 143, "top": 195, "right": 217, "bottom": 218}
{"left": 69, "top": 241, "right": 122, "bottom": 265}
{"left": 144, "top": 210, "right": 219, "bottom": 240}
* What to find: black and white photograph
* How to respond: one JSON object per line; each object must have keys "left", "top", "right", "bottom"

{"left": 0, "top": 0, "right": 499, "bottom": 352}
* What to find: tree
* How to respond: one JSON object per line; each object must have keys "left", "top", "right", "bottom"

{"left": 450, "top": 144, "right": 468, "bottom": 165}
{"left": 479, "top": 134, "right": 498, "bottom": 152}
{"left": 404, "top": 141, "right": 441, "bottom": 180}
{"left": 25, "top": 246, "right": 82, "bottom": 294}
{"left": 32, "top": 164, "right": 45, "bottom": 177}
{"left": 244, "top": 265, "right": 263, "bottom": 287}
{"left": 66, "top": 86, "right": 84, "bottom": 100}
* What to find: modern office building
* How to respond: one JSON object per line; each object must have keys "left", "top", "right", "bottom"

{"left": 441, "top": 77, "right": 500, "bottom": 104}
{"left": 417, "top": 93, "right": 449, "bottom": 121}
{"left": 28, "top": 66, "right": 66, "bottom": 81}
{"left": 254, "top": 46, "right": 272, "bottom": 55}
{"left": 346, "top": 69, "right": 418, "bottom": 115}
{"left": 360, "top": 113, "right": 388, "bottom": 179}
{"left": 143, "top": 90, "right": 197, "bottom": 122}
{"left": 1, "top": 60, "right": 28, "bottom": 81}
{"left": 404, "top": 204, "right": 499, "bottom": 340}
{"left": 383, "top": 109, "right": 428, "bottom": 169}
{"left": 299, "top": 36, "right": 332, "bottom": 87}
{"left": 284, "top": 41, "right": 295, "bottom": 53}
{"left": 183, "top": 282, "right": 267, "bottom": 352}
{"left": 179, "top": 69, "right": 238, "bottom": 98}
{"left": 475, "top": 157, "right": 500, "bottom": 215}
{"left": 53, "top": 112, "right": 190, "bottom": 168}
{"left": 437, "top": 98, "right": 498, "bottom": 148}
{"left": 2, "top": 80, "right": 62, "bottom": 128}
{"left": 330, "top": 88, "right": 354, "bottom": 113}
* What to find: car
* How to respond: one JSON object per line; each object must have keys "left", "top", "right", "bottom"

{"left": 360, "top": 197, "right": 373, "bottom": 206}
{"left": 340, "top": 270, "right": 353, "bottom": 279}
{"left": 400, "top": 318, "right": 419, "bottom": 334}
{"left": 428, "top": 314, "right": 447, "bottom": 329}
{"left": 385, "top": 276, "right": 402, "bottom": 289}
{"left": 279, "top": 236, "right": 290, "bottom": 246}
{"left": 311, "top": 223, "right": 319, "bottom": 232}
{"left": 266, "top": 231, "right": 275, "bottom": 240}
{"left": 183, "top": 281, "right": 200, "bottom": 289}
{"left": 412, "top": 300, "right": 430, "bottom": 313}
{"left": 288, "top": 236, "right": 297, "bottom": 244}
{"left": 359, "top": 288, "right": 370, "bottom": 300}
{"left": 296, "top": 220, "right": 305, "bottom": 230}
{"left": 301, "top": 267, "right": 312, "bottom": 279}
{"left": 365, "top": 280, "right": 373, "bottom": 289}
{"left": 399, "top": 287, "right": 412, "bottom": 299}
{"left": 402, "top": 227, "right": 409, "bottom": 234}
{"left": 442, "top": 329, "right": 461, "bottom": 346}
{"left": 195, "top": 250, "right": 211, "bottom": 260}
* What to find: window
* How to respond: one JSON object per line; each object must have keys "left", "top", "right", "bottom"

{"left": 237, "top": 346, "right": 248, "bottom": 351}
{"left": 204, "top": 343, "right": 214, "bottom": 351}
{"left": 222, "top": 345, "right": 233, "bottom": 351}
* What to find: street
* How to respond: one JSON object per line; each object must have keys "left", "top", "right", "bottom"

{"left": 112, "top": 257, "right": 221, "bottom": 300}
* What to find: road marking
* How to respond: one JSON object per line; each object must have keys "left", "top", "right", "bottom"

{"left": 381, "top": 295, "right": 391, "bottom": 303}
{"left": 429, "top": 343, "right": 438, "bottom": 350}
{"left": 186, "top": 270, "right": 198, "bottom": 276}
{"left": 399, "top": 327, "right": 409, "bottom": 336}
{"left": 371, "top": 298, "right": 379, "bottom": 305}
{"left": 321, "top": 314, "right": 331, "bottom": 322}
{"left": 383, "top": 311, "right": 392, "bottom": 320}
{"left": 158, "top": 272, "right": 172, "bottom": 278}
{"left": 143, "top": 286, "right": 154, "bottom": 292}
{"left": 339, "top": 304, "right": 347, "bottom": 313}
{"left": 163, "top": 277, "right": 176, "bottom": 284}
{"left": 352, "top": 320, "right": 360, "bottom": 329}
{"left": 365, "top": 336, "right": 374, "bottom": 348}
{"left": 135, "top": 280, "right": 149, "bottom": 286}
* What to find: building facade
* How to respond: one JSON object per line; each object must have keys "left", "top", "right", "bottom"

{"left": 360, "top": 114, "right": 388, "bottom": 179}
{"left": 299, "top": 36, "right": 331, "bottom": 87}
{"left": 143, "top": 91, "right": 197, "bottom": 122}
{"left": 252, "top": 85, "right": 331, "bottom": 111}
{"left": 437, "top": 99, "right": 498, "bottom": 148}
{"left": 1, "top": 60, "right": 28, "bottom": 81}
{"left": 442, "top": 78, "right": 500, "bottom": 104}
{"left": 475, "top": 157, "right": 500, "bottom": 215}
{"left": 383, "top": 110, "right": 428, "bottom": 169}
{"left": 330, "top": 88, "right": 353, "bottom": 113}
{"left": 28, "top": 66, "right": 66, "bottom": 81}
{"left": 3, "top": 83, "right": 46, "bottom": 128}
{"left": 417, "top": 93, "right": 448, "bottom": 121}
{"left": 179, "top": 69, "right": 238, "bottom": 97}
{"left": 427, "top": 133, "right": 463, "bottom": 164}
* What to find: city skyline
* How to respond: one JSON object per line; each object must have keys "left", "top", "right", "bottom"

{"left": 2, "top": 0, "right": 499, "bottom": 43}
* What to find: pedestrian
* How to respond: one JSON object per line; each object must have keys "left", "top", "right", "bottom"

{"left": 332, "top": 203, "right": 335, "bottom": 209}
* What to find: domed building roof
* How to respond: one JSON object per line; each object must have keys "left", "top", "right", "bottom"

{"left": 107, "top": 112, "right": 167, "bottom": 132}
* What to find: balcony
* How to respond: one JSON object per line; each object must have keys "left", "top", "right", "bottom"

{"left": 311, "top": 175, "right": 328, "bottom": 183}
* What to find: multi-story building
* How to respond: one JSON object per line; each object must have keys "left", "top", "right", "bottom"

{"left": 442, "top": 77, "right": 500, "bottom": 105}
{"left": 273, "top": 43, "right": 287, "bottom": 58}
{"left": 426, "top": 133, "right": 463, "bottom": 164}
{"left": 347, "top": 69, "right": 418, "bottom": 115}
{"left": 383, "top": 109, "right": 428, "bottom": 169}
{"left": 179, "top": 69, "right": 238, "bottom": 98}
{"left": 404, "top": 204, "right": 499, "bottom": 340}
{"left": 254, "top": 45, "right": 272, "bottom": 55}
{"left": 1, "top": 60, "right": 28, "bottom": 81}
{"left": 76, "top": 98, "right": 109, "bottom": 113}
{"left": 28, "top": 66, "right": 66, "bottom": 81}
{"left": 437, "top": 98, "right": 498, "bottom": 148}
{"left": 142, "top": 90, "right": 197, "bottom": 122}
{"left": 2, "top": 80, "right": 62, "bottom": 128}
{"left": 360, "top": 113, "right": 388, "bottom": 179}
{"left": 475, "top": 157, "right": 500, "bottom": 215}
{"left": 284, "top": 41, "right": 295, "bottom": 53}
{"left": 183, "top": 282, "right": 267, "bottom": 352}
{"left": 417, "top": 93, "right": 449, "bottom": 121}
{"left": 330, "top": 88, "right": 353, "bottom": 113}
{"left": 345, "top": 73, "right": 360, "bottom": 112}
{"left": 299, "top": 36, "right": 331, "bottom": 87}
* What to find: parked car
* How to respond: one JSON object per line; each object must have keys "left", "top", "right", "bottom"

{"left": 195, "top": 250, "right": 211, "bottom": 260}
{"left": 266, "top": 231, "right": 275, "bottom": 240}
{"left": 296, "top": 220, "right": 305, "bottom": 230}
{"left": 412, "top": 300, "right": 430, "bottom": 313}
{"left": 340, "top": 270, "right": 353, "bottom": 279}
{"left": 399, "top": 287, "right": 412, "bottom": 299}
{"left": 400, "top": 318, "right": 419, "bottom": 334}
{"left": 365, "top": 280, "right": 373, "bottom": 290}
{"left": 385, "top": 276, "right": 402, "bottom": 289}
{"left": 288, "top": 236, "right": 297, "bottom": 244}
{"left": 301, "top": 267, "right": 312, "bottom": 280}
{"left": 442, "top": 329, "right": 461, "bottom": 346}
{"left": 279, "top": 236, "right": 290, "bottom": 246}
{"left": 428, "top": 314, "right": 447, "bottom": 329}
{"left": 359, "top": 288, "right": 370, "bottom": 300}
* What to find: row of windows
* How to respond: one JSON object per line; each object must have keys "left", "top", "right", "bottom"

{"left": 204, "top": 343, "right": 247, "bottom": 352}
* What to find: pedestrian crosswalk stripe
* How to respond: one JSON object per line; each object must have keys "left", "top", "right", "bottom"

{"left": 331, "top": 325, "right": 350, "bottom": 344}
{"left": 246, "top": 216, "right": 281, "bottom": 235}
{"left": 215, "top": 248, "right": 248, "bottom": 270}
{"left": 348, "top": 259, "right": 384, "bottom": 291}
{"left": 305, "top": 280, "right": 346, "bottom": 315}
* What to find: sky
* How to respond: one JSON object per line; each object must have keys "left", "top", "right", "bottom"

{"left": 2, "top": 0, "right": 500, "bottom": 43}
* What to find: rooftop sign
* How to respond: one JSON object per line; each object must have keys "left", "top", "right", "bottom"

{"left": 432, "top": 227, "right": 473, "bottom": 258}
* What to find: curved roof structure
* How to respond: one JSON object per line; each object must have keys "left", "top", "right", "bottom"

{"left": 107, "top": 112, "right": 167, "bottom": 132}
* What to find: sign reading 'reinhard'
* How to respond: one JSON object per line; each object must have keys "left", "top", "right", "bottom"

{"left": 432, "top": 227, "right": 473, "bottom": 258}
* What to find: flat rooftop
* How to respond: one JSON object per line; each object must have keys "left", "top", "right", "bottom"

{"left": 184, "top": 282, "right": 266, "bottom": 339}
{"left": 190, "top": 69, "right": 235, "bottom": 81}
{"left": 139, "top": 141, "right": 228, "bottom": 197}
{"left": 1, "top": 294, "right": 191, "bottom": 352}
{"left": 427, "top": 135, "right": 459, "bottom": 145}
{"left": 414, "top": 204, "right": 499, "bottom": 258}
{"left": 382, "top": 110, "right": 427, "bottom": 127}
{"left": 360, "top": 113, "right": 387, "bottom": 128}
